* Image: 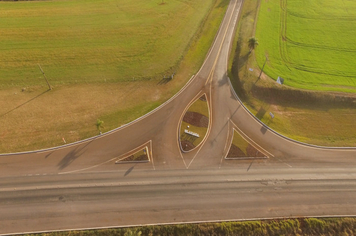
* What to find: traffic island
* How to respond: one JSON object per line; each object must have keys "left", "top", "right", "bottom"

{"left": 226, "top": 129, "right": 267, "bottom": 159}
{"left": 179, "top": 94, "right": 210, "bottom": 152}
{"left": 116, "top": 146, "right": 150, "bottom": 164}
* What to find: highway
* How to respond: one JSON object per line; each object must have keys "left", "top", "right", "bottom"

{"left": 1, "top": 168, "right": 356, "bottom": 234}
{"left": 1, "top": 0, "right": 356, "bottom": 234}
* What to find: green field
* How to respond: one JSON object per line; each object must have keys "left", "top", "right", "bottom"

{"left": 228, "top": 0, "right": 356, "bottom": 147}
{"left": 255, "top": 0, "right": 356, "bottom": 93}
{"left": 0, "top": 0, "right": 213, "bottom": 87}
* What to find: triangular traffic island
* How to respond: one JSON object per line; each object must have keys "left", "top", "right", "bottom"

{"left": 226, "top": 129, "right": 267, "bottom": 160}
{"left": 179, "top": 94, "right": 210, "bottom": 152}
{"left": 116, "top": 146, "right": 150, "bottom": 164}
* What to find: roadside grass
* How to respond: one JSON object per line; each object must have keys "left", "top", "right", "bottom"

{"left": 24, "top": 217, "right": 356, "bottom": 235}
{"left": 255, "top": 0, "right": 356, "bottom": 93}
{"left": 228, "top": 0, "right": 356, "bottom": 147}
{"left": 0, "top": 0, "right": 229, "bottom": 153}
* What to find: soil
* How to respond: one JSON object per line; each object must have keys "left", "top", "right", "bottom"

{"left": 227, "top": 144, "right": 265, "bottom": 157}
{"left": 183, "top": 111, "right": 208, "bottom": 128}
{"left": 120, "top": 154, "right": 148, "bottom": 162}
{"left": 199, "top": 95, "right": 207, "bottom": 101}
{"left": 246, "top": 144, "right": 265, "bottom": 157}
{"left": 181, "top": 140, "right": 195, "bottom": 152}
{"left": 227, "top": 144, "right": 245, "bottom": 157}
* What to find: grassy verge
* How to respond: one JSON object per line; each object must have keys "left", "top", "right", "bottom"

{"left": 24, "top": 217, "right": 356, "bottom": 236}
{"left": 0, "top": 0, "right": 229, "bottom": 153}
{"left": 228, "top": 0, "right": 356, "bottom": 147}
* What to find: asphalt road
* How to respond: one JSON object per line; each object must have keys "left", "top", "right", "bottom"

{"left": 1, "top": 0, "right": 356, "bottom": 234}
{"left": 2, "top": 168, "right": 356, "bottom": 235}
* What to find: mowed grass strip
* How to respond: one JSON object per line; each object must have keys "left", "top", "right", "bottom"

{"left": 0, "top": 0, "right": 213, "bottom": 87}
{"left": 255, "top": 0, "right": 356, "bottom": 93}
{"left": 0, "top": 0, "right": 230, "bottom": 153}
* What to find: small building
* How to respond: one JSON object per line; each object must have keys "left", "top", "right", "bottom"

{"left": 277, "top": 76, "right": 284, "bottom": 85}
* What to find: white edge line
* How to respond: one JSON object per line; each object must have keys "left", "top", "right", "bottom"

{"left": 59, "top": 156, "right": 118, "bottom": 175}
{"left": 60, "top": 141, "right": 152, "bottom": 175}
{"left": 222, "top": 120, "right": 234, "bottom": 161}
{"left": 187, "top": 90, "right": 213, "bottom": 168}
{"left": 150, "top": 141, "right": 155, "bottom": 171}
{"left": 115, "top": 141, "right": 152, "bottom": 163}
{"left": 178, "top": 92, "right": 206, "bottom": 154}
{"left": 219, "top": 120, "right": 231, "bottom": 169}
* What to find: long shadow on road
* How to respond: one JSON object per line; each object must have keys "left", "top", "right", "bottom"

{"left": 57, "top": 140, "right": 95, "bottom": 170}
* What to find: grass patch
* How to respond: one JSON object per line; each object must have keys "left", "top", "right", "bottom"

{"left": 231, "top": 129, "right": 249, "bottom": 151}
{"left": 117, "top": 147, "right": 149, "bottom": 163}
{"left": 255, "top": 0, "right": 356, "bottom": 93}
{"left": 0, "top": 0, "right": 229, "bottom": 153}
{"left": 228, "top": 0, "right": 356, "bottom": 147}
{"left": 23, "top": 217, "right": 356, "bottom": 235}
{"left": 179, "top": 95, "right": 209, "bottom": 151}
{"left": 227, "top": 130, "right": 265, "bottom": 158}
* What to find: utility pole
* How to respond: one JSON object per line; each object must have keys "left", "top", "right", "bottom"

{"left": 38, "top": 64, "right": 52, "bottom": 90}
{"left": 258, "top": 56, "right": 268, "bottom": 79}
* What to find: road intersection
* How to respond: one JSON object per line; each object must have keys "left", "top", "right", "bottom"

{"left": 1, "top": 0, "right": 356, "bottom": 234}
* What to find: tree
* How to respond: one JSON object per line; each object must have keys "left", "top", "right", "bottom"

{"left": 95, "top": 119, "right": 104, "bottom": 134}
{"left": 248, "top": 37, "right": 259, "bottom": 52}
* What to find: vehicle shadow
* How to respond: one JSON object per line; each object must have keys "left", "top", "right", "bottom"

{"left": 124, "top": 164, "right": 136, "bottom": 177}
{"left": 57, "top": 140, "right": 94, "bottom": 170}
